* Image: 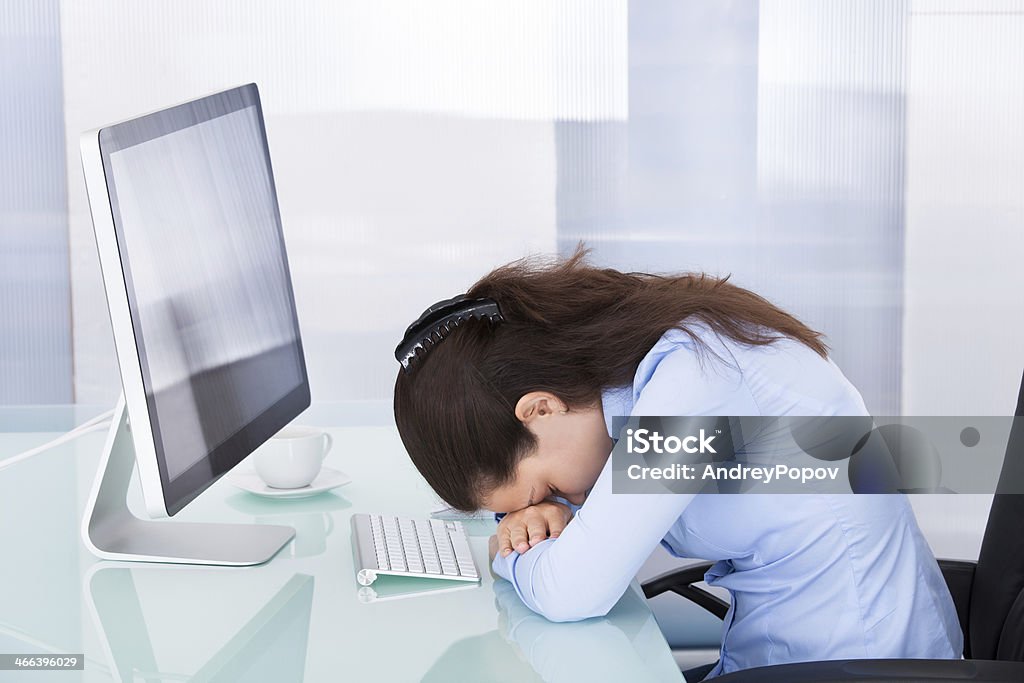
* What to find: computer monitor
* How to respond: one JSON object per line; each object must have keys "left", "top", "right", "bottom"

{"left": 80, "top": 83, "right": 307, "bottom": 565}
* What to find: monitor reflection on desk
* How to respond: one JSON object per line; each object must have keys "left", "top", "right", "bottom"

{"left": 87, "top": 567, "right": 314, "bottom": 682}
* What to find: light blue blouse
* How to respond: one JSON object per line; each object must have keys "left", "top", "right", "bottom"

{"left": 491, "top": 321, "right": 963, "bottom": 678}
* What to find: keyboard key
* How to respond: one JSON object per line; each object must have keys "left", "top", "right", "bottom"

{"left": 450, "top": 535, "right": 474, "bottom": 573}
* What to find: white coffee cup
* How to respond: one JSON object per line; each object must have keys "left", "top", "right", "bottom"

{"left": 253, "top": 425, "right": 333, "bottom": 489}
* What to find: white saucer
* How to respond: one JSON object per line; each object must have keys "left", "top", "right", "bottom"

{"left": 229, "top": 467, "right": 352, "bottom": 500}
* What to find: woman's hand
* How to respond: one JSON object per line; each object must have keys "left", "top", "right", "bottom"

{"left": 495, "top": 501, "right": 573, "bottom": 558}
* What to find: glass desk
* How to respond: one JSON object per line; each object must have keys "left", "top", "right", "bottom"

{"left": 0, "top": 403, "right": 685, "bottom": 682}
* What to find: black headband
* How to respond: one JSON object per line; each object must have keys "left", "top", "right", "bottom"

{"left": 395, "top": 294, "right": 504, "bottom": 373}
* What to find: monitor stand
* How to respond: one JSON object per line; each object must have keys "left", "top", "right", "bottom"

{"left": 81, "top": 395, "right": 295, "bottom": 565}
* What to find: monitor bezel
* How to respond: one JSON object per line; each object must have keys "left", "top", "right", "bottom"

{"left": 87, "top": 83, "right": 310, "bottom": 517}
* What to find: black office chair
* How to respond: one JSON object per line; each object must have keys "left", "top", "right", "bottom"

{"left": 643, "top": 370, "right": 1024, "bottom": 682}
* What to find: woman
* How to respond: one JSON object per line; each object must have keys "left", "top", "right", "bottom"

{"left": 394, "top": 247, "right": 962, "bottom": 678}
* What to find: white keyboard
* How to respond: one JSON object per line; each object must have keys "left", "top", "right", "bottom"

{"left": 351, "top": 513, "right": 480, "bottom": 586}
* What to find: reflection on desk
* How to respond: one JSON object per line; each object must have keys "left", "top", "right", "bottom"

{"left": 86, "top": 566, "right": 314, "bottom": 682}
{"left": 224, "top": 487, "right": 350, "bottom": 559}
{"left": 420, "top": 580, "right": 684, "bottom": 682}
{"left": 0, "top": 405, "right": 685, "bottom": 682}
{"left": 497, "top": 579, "right": 683, "bottom": 682}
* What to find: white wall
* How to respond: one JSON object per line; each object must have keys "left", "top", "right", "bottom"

{"left": 0, "top": 0, "right": 72, "bottom": 404}
{"left": 755, "top": 0, "right": 910, "bottom": 417}
{"left": 902, "top": 0, "right": 1024, "bottom": 417}
{"left": 900, "top": 0, "right": 1024, "bottom": 562}
{"left": 60, "top": 0, "right": 627, "bottom": 405}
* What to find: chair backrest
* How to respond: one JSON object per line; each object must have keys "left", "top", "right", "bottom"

{"left": 969, "top": 369, "right": 1024, "bottom": 661}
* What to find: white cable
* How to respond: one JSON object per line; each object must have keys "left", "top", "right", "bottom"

{"left": 66, "top": 407, "right": 116, "bottom": 435}
{"left": 0, "top": 417, "right": 114, "bottom": 473}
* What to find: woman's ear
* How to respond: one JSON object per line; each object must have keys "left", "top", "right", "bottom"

{"left": 515, "top": 392, "right": 568, "bottom": 424}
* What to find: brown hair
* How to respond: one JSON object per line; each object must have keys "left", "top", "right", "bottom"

{"left": 393, "top": 245, "right": 829, "bottom": 511}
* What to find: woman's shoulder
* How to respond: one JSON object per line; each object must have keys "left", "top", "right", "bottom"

{"left": 629, "top": 322, "right": 759, "bottom": 416}
{"left": 632, "top": 320, "right": 869, "bottom": 417}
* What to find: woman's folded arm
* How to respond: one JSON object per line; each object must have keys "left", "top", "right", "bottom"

{"left": 491, "top": 475, "right": 695, "bottom": 622}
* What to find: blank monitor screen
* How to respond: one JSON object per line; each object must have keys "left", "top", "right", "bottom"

{"left": 97, "top": 85, "right": 309, "bottom": 514}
